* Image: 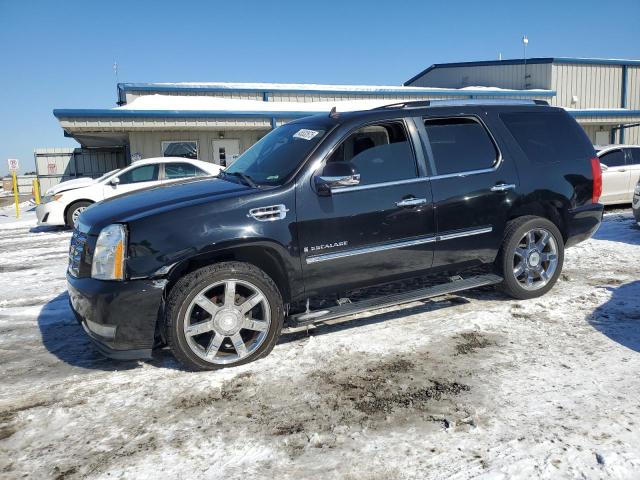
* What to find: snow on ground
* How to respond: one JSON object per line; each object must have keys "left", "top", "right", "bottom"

{"left": 1, "top": 207, "right": 640, "bottom": 479}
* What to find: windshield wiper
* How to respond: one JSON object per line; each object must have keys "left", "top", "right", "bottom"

{"left": 218, "top": 171, "right": 259, "bottom": 189}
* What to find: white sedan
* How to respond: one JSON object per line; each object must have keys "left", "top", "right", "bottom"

{"left": 597, "top": 145, "right": 640, "bottom": 205}
{"left": 36, "top": 157, "right": 222, "bottom": 227}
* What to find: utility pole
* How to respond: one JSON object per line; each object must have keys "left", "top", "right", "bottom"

{"left": 522, "top": 35, "right": 529, "bottom": 89}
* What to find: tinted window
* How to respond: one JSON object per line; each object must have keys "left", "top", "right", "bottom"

{"left": 501, "top": 111, "right": 594, "bottom": 164}
{"left": 628, "top": 148, "right": 640, "bottom": 165}
{"left": 162, "top": 141, "right": 198, "bottom": 159}
{"left": 599, "top": 150, "right": 626, "bottom": 168}
{"left": 424, "top": 117, "right": 497, "bottom": 175}
{"left": 225, "top": 123, "right": 327, "bottom": 186}
{"left": 327, "top": 122, "right": 417, "bottom": 185}
{"left": 164, "top": 162, "right": 207, "bottom": 179}
{"left": 117, "top": 165, "right": 159, "bottom": 185}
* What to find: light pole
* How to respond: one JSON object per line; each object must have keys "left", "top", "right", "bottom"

{"left": 522, "top": 35, "right": 529, "bottom": 89}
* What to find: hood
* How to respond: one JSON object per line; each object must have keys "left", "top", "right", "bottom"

{"left": 79, "top": 177, "right": 251, "bottom": 231}
{"left": 46, "top": 177, "right": 96, "bottom": 195}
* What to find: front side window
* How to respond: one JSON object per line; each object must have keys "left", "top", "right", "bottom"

{"left": 225, "top": 123, "right": 327, "bottom": 186}
{"left": 599, "top": 150, "right": 625, "bottom": 168}
{"left": 424, "top": 117, "right": 498, "bottom": 175}
{"left": 117, "top": 165, "right": 159, "bottom": 185}
{"left": 327, "top": 121, "right": 417, "bottom": 185}
{"left": 164, "top": 162, "right": 207, "bottom": 179}
{"left": 162, "top": 141, "right": 198, "bottom": 159}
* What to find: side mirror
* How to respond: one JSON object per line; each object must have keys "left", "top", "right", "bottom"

{"left": 314, "top": 162, "right": 360, "bottom": 196}
{"left": 109, "top": 177, "right": 120, "bottom": 186}
{"left": 600, "top": 163, "right": 608, "bottom": 172}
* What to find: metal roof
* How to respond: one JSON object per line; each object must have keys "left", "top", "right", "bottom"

{"left": 405, "top": 57, "right": 640, "bottom": 86}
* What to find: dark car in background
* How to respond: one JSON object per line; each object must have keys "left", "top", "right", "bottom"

{"left": 66, "top": 100, "right": 603, "bottom": 370}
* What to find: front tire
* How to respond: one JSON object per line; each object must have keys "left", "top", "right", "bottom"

{"left": 65, "top": 201, "right": 92, "bottom": 227}
{"left": 497, "top": 216, "right": 564, "bottom": 300}
{"left": 165, "top": 262, "right": 284, "bottom": 371}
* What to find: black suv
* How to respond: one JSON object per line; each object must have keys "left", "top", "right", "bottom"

{"left": 67, "top": 101, "right": 603, "bottom": 370}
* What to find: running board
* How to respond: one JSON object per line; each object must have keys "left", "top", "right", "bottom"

{"left": 288, "top": 273, "right": 503, "bottom": 327}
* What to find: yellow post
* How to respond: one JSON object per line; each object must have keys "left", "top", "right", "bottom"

{"left": 33, "top": 178, "right": 41, "bottom": 205}
{"left": 12, "top": 171, "right": 19, "bottom": 218}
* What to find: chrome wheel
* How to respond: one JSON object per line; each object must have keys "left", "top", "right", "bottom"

{"left": 183, "top": 279, "right": 271, "bottom": 365}
{"left": 512, "top": 228, "right": 558, "bottom": 291}
{"left": 71, "top": 206, "right": 87, "bottom": 224}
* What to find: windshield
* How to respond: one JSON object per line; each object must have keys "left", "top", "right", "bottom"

{"left": 97, "top": 169, "right": 121, "bottom": 182}
{"left": 224, "top": 123, "right": 327, "bottom": 186}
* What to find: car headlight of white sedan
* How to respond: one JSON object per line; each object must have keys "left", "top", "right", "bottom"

{"left": 91, "top": 224, "right": 127, "bottom": 281}
{"left": 42, "top": 193, "right": 63, "bottom": 204}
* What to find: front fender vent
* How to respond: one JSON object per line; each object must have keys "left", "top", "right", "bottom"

{"left": 248, "top": 204, "right": 289, "bottom": 222}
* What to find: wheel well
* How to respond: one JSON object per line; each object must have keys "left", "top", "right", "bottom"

{"left": 63, "top": 199, "right": 94, "bottom": 221}
{"left": 508, "top": 203, "right": 568, "bottom": 243}
{"left": 165, "top": 245, "right": 292, "bottom": 303}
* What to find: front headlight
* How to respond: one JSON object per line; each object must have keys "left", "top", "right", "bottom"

{"left": 91, "top": 224, "right": 127, "bottom": 280}
{"left": 43, "top": 193, "right": 63, "bottom": 204}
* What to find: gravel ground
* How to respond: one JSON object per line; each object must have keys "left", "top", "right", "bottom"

{"left": 0, "top": 206, "right": 639, "bottom": 479}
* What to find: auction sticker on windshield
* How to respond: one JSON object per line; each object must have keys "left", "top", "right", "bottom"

{"left": 293, "top": 129, "right": 320, "bottom": 140}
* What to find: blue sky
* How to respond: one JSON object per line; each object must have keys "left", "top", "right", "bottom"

{"left": 1, "top": 0, "right": 639, "bottom": 174}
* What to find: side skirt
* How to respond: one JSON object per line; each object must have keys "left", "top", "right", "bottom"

{"left": 287, "top": 273, "right": 503, "bottom": 327}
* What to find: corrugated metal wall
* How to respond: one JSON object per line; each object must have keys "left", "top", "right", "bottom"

{"left": 406, "top": 63, "right": 552, "bottom": 90}
{"left": 626, "top": 66, "right": 640, "bottom": 109}
{"left": 550, "top": 63, "right": 623, "bottom": 108}
{"left": 129, "top": 130, "right": 267, "bottom": 161}
{"left": 34, "top": 148, "right": 126, "bottom": 191}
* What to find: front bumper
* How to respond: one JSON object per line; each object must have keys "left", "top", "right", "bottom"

{"left": 565, "top": 203, "right": 604, "bottom": 248}
{"left": 36, "top": 201, "right": 66, "bottom": 226}
{"left": 67, "top": 274, "right": 165, "bottom": 360}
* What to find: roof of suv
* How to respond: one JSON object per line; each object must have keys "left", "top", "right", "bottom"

{"left": 288, "top": 100, "right": 562, "bottom": 128}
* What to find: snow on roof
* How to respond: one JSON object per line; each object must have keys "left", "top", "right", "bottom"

{"left": 121, "top": 81, "right": 552, "bottom": 94}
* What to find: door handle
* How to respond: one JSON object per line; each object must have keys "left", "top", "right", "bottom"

{"left": 396, "top": 197, "right": 427, "bottom": 207}
{"left": 619, "top": 169, "right": 627, "bottom": 172}
{"left": 490, "top": 183, "right": 516, "bottom": 192}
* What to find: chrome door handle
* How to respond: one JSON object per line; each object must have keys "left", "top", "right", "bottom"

{"left": 491, "top": 183, "right": 516, "bottom": 192}
{"left": 396, "top": 197, "right": 427, "bottom": 207}
{"left": 619, "top": 169, "right": 627, "bottom": 172}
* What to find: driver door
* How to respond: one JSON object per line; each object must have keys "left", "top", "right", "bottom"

{"left": 103, "top": 164, "right": 161, "bottom": 199}
{"left": 296, "top": 120, "right": 435, "bottom": 295}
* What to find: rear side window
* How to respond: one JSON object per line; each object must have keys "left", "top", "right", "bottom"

{"left": 164, "top": 162, "right": 207, "bottom": 179}
{"left": 327, "top": 121, "right": 417, "bottom": 185}
{"left": 628, "top": 148, "right": 640, "bottom": 165}
{"left": 423, "top": 117, "right": 498, "bottom": 175}
{"left": 501, "top": 111, "right": 594, "bottom": 164}
{"left": 599, "top": 150, "right": 625, "bottom": 167}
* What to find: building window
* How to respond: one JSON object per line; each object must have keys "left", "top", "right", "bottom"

{"left": 162, "top": 141, "right": 198, "bottom": 159}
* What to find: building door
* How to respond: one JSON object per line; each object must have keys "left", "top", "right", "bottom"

{"left": 212, "top": 139, "right": 240, "bottom": 167}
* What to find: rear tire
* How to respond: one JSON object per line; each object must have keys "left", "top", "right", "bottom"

{"left": 65, "top": 201, "right": 92, "bottom": 227}
{"left": 497, "top": 216, "right": 564, "bottom": 300}
{"left": 165, "top": 262, "right": 284, "bottom": 371}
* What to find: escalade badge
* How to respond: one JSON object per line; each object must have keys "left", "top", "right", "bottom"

{"left": 304, "top": 241, "right": 348, "bottom": 253}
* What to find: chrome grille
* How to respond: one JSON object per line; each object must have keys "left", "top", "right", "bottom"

{"left": 68, "top": 228, "right": 87, "bottom": 277}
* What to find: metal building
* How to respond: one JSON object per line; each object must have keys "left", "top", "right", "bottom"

{"left": 50, "top": 58, "right": 640, "bottom": 182}
{"left": 405, "top": 57, "right": 640, "bottom": 145}
{"left": 52, "top": 82, "right": 553, "bottom": 174}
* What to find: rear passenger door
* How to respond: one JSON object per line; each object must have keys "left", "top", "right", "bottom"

{"left": 625, "top": 148, "right": 640, "bottom": 202}
{"left": 599, "top": 149, "right": 630, "bottom": 204}
{"left": 420, "top": 113, "right": 519, "bottom": 269}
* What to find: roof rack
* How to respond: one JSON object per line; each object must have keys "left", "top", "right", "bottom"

{"left": 374, "top": 99, "right": 549, "bottom": 109}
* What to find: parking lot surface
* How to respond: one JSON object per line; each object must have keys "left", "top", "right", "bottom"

{"left": 1, "top": 207, "right": 639, "bottom": 479}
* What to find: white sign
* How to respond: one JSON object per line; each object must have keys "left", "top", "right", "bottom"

{"left": 293, "top": 129, "right": 320, "bottom": 141}
{"left": 8, "top": 158, "right": 19, "bottom": 172}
